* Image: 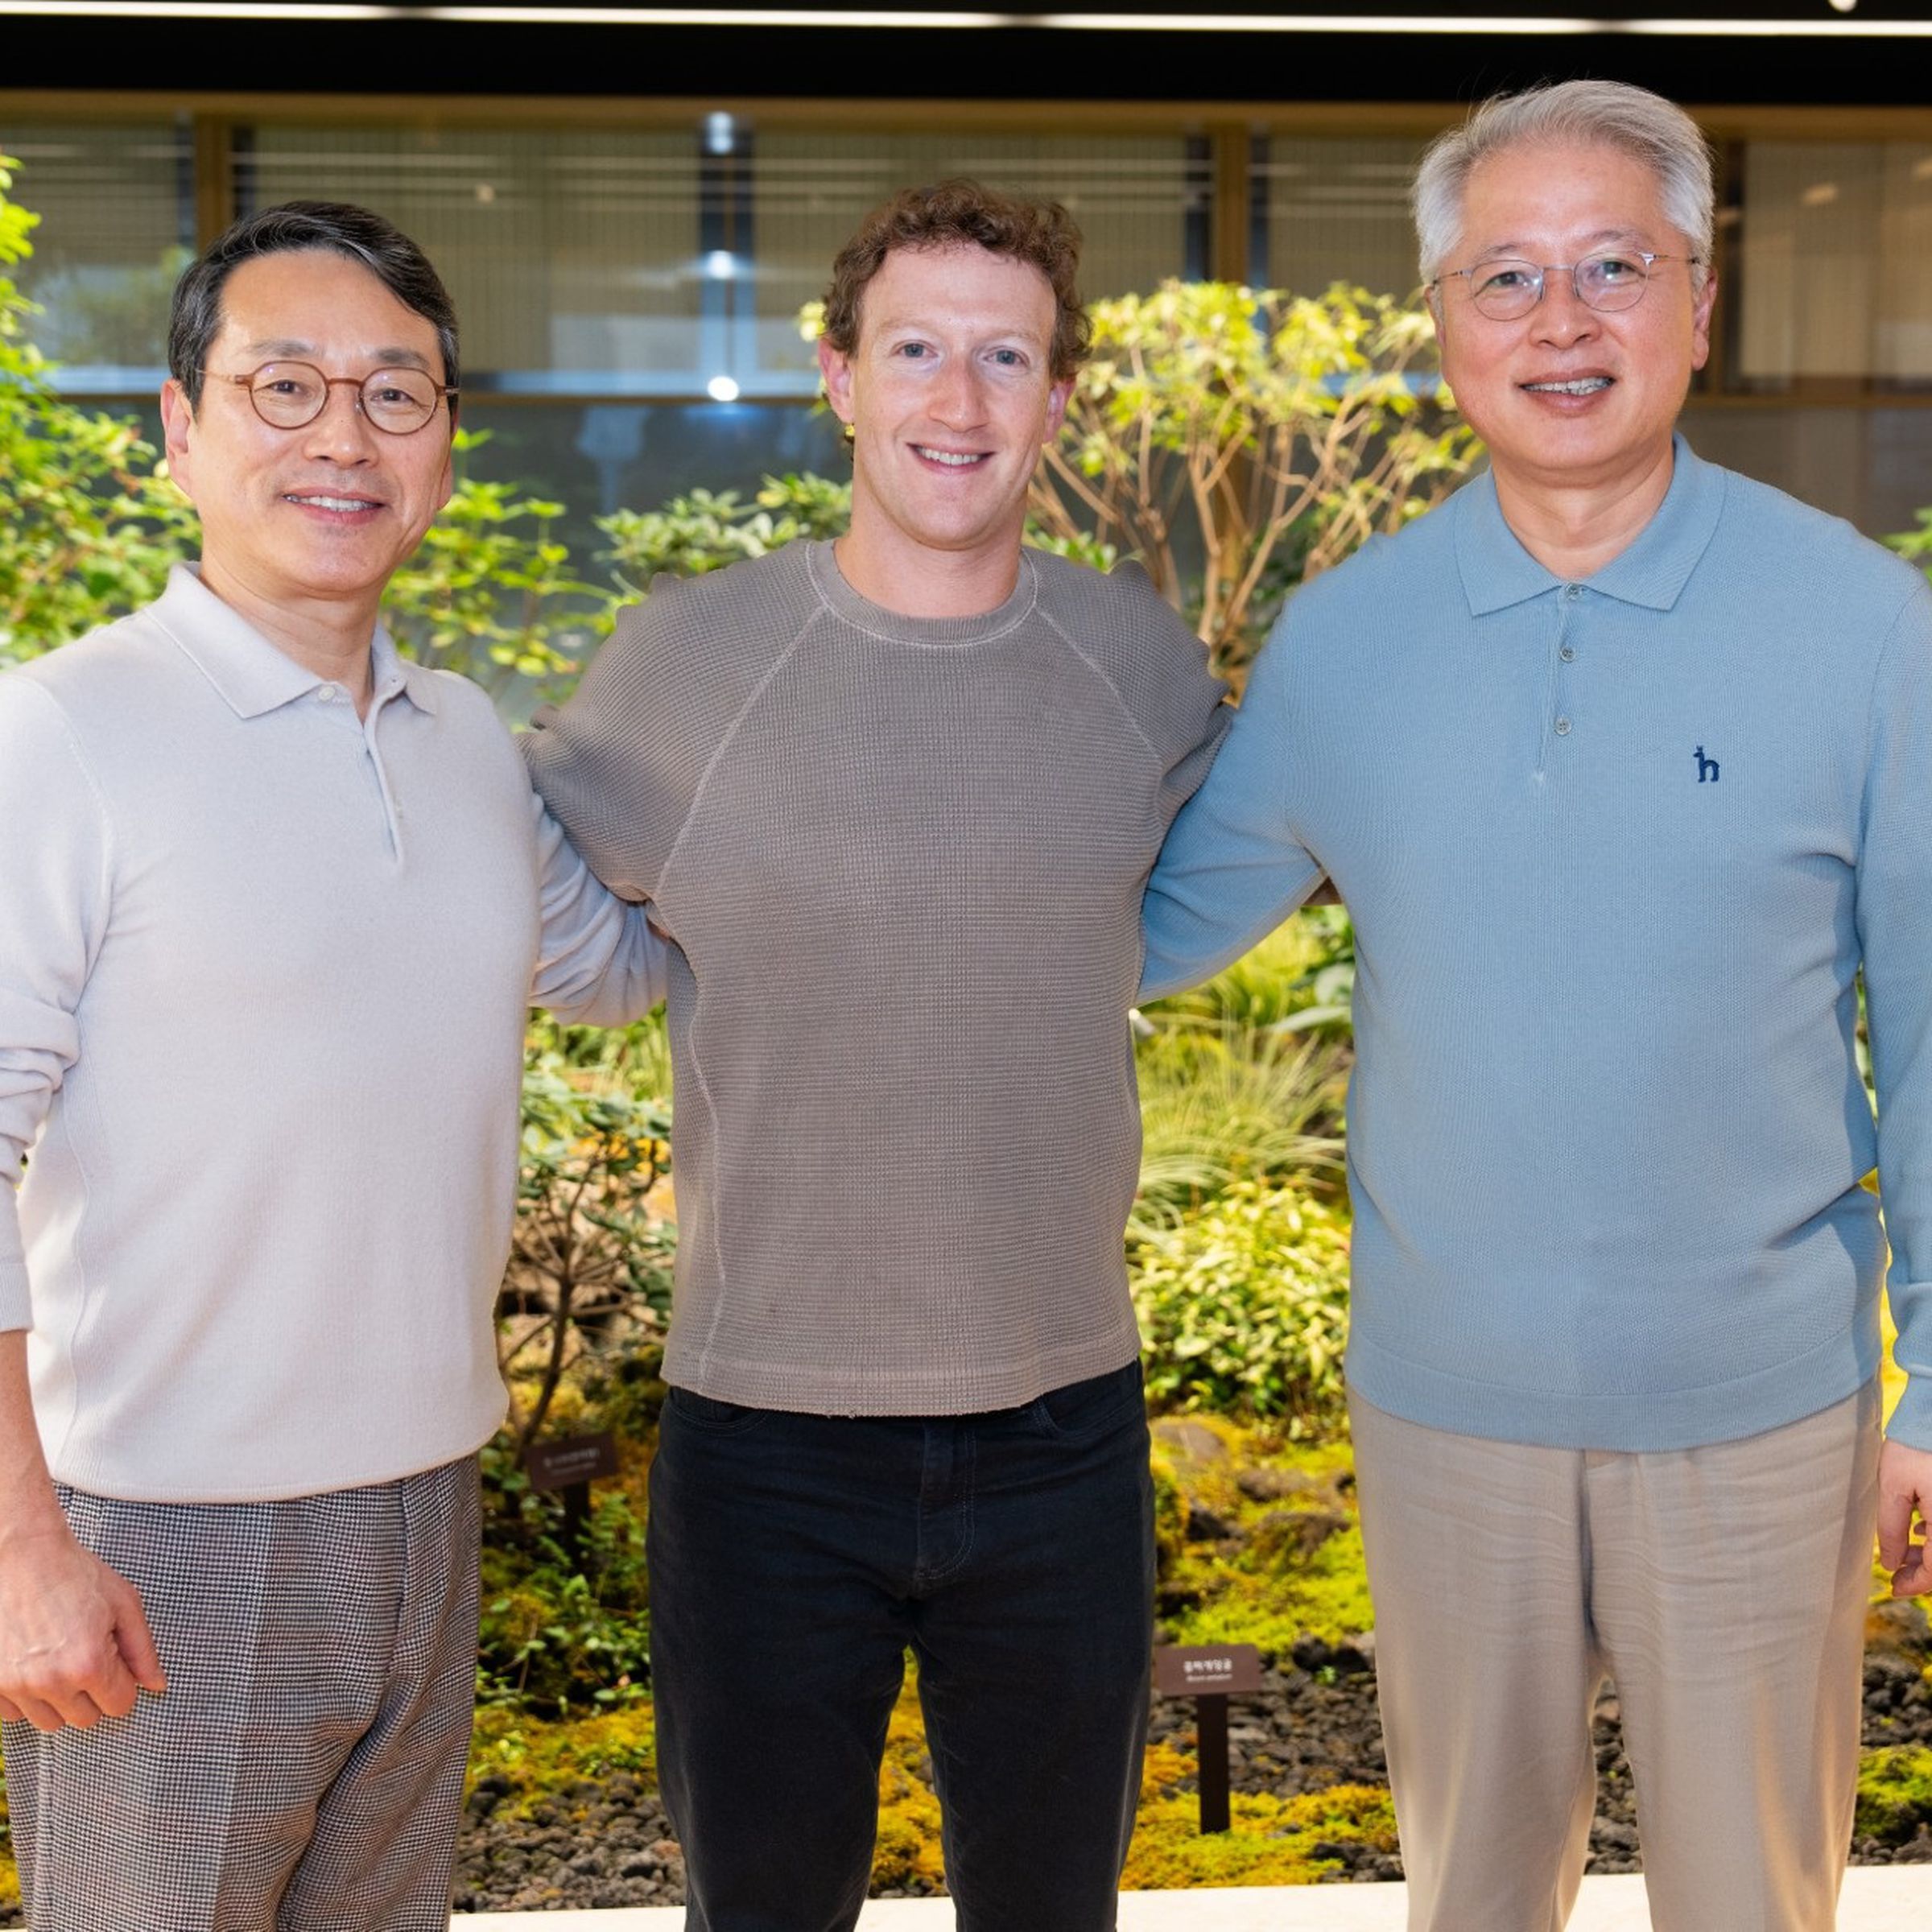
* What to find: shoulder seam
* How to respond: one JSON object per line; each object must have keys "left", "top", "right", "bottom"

{"left": 655, "top": 606, "right": 824, "bottom": 902}
{"left": 1036, "top": 602, "right": 1164, "bottom": 770}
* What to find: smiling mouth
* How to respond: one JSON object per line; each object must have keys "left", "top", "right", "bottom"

{"left": 1521, "top": 377, "right": 1614, "bottom": 396}
{"left": 285, "top": 492, "right": 383, "bottom": 512}
{"left": 913, "top": 447, "right": 989, "bottom": 468}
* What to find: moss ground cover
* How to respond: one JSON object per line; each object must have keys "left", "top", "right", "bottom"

{"left": 1123, "top": 1748, "right": 1397, "bottom": 1889}
{"left": 468, "top": 1703, "right": 659, "bottom": 1814}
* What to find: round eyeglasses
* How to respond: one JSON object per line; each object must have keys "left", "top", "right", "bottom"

{"left": 1434, "top": 250, "right": 1702, "bottom": 322}
{"left": 203, "top": 361, "right": 456, "bottom": 435}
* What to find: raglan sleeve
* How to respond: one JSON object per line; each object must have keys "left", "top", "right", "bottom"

{"left": 521, "top": 584, "right": 693, "bottom": 907}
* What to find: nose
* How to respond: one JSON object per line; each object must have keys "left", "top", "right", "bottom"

{"left": 1530, "top": 270, "right": 1600, "bottom": 348}
{"left": 299, "top": 381, "right": 380, "bottom": 463}
{"left": 928, "top": 355, "right": 989, "bottom": 430}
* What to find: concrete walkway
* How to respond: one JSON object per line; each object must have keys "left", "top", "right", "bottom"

{"left": 456, "top": 1867, "right": 1932, "bottom": 1929}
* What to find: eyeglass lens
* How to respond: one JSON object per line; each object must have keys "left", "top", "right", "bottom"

{"left": 1469, "top": 252, "right": 1654, "bottom": 320}
{"left": 246, "top": 363, "right": 441, "bottom": 433}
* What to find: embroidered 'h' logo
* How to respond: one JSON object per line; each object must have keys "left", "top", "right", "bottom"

{"left": 1695, "top": 745, "right": 1720, "bottom": 783}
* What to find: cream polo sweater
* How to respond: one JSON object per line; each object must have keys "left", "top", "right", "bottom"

{"left": 0, "top": 567, "right": 665, "bottom": 1502}
{"left": 526, "top": 542, "right": 1229, "bottom": 1414}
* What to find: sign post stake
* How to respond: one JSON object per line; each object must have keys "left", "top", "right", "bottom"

{"left": 559, "top": 1480, "right": 591, "bottom": 1564}
{"left": 1151, "top": 1641, "right": 1263, "bottom": 1836}
{"left": 1195, "top": 1690, "right": 1232, "bottom": 1834}
{"left": 523, "top": 1430, "right": 621, "bottom": 1571}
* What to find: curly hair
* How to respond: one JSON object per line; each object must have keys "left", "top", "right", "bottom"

{"left": 820, "top": 178, "right": 1090, "bottom": 382}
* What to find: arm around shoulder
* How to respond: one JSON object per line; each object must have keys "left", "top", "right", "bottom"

{"left": 528, "top": 796, "right": 669, "bottom": 1025}
{"left": 521, "top": 588, "right": 693, "bottom": 904}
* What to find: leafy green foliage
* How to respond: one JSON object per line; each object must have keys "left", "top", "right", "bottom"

{"left": 1888, "top": 508, "right": 1932, "bottom": 576}
{"left": 0, "top": 156, "right": 195, "bottom": 667}
{"left": 477, "top": 1433, "right": 654, "bottom": 1717}
{"left": 1133, "top": 909, "right": 1353, "bottom": 1238}
{"left": 1144, "top": 903, "right": 1355, "bottom": 1038}
{"left": 504, "top": 1017, "right": 675, "bottom": 1454}
{"left": 1133, "top": 1181, "right": 1352, "bottom": 1426}
{"left": 384, "top": 432, "right": 602, "bottom": 702}
{"left": 597, "top": 472, "right": 851, "bottom": 592}
{"left": 1030, "top": 279, "right": 1479, "bottom": 678}
{"left": 1133, "top": 1028, "right": 1345, "bottom": 1240}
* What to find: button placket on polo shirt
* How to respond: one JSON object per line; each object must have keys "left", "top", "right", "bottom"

{"left": 308, "top": 678, "right": 408, "bottom": 862}
{"left": 361, "top": 683, "right": 411, "bottom": 864}
{"left": 1534, "top": 584, "right": 1585, "bottom": 778}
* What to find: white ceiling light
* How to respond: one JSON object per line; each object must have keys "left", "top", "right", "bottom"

{"left": 3, "top": 2, "right": 1932, "bottom": 35}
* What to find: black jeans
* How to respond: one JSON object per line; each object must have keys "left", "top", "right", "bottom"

{"left": 647, "top": 1359, "right": 1155, "bottom": 1932}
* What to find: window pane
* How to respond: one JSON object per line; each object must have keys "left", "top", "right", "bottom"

{"left": 2, "top": 118, "right": 192, "bottom": 383}
{"left": 1682, "top": 400, "right": 1932, "bottom": 539}
{"left": 461, "top": 396, "right": 846, "bottom": 568}
{"left": 243, "top": 125, "right": 704, "bottom": 389}
{"left": 1736, "top": 140, "right": 1932, "bottom": 386}
{"left": 751, "top": 132, "right": 1203, "bottom": 387}
{"left": 1257, "top": 136, "right": 1426, "bottom": 301}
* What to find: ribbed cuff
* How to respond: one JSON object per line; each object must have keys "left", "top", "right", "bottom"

{"left": 1887, "top": 1373, "right": 1932, "bottom": 1451}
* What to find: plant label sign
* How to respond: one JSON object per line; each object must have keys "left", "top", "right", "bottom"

{"left": 1152, "top": 1643, "right": 1264, "bottom": 1836}
{"left": 1152, "top": 1643, "right": 1265, "bottom": 1697}
{"left": 525, "top": 1430, "right": 620, "bottom": 1494}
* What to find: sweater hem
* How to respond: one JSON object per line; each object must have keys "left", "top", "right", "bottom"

{"left": 669, "top": 1324, "right": 1144, "bottom": 1417}
{"left": 1344, "top": 1319, "right": 1881, "bottom": 1453}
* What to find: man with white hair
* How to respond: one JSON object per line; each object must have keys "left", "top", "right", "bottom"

{"left": 1142, "top": 79, "right": 1932, "bottom": 1930}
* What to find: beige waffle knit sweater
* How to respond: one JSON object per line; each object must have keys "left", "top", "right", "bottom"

{"left": 526, "top": 540, "right": 1228, "bottom": 1414}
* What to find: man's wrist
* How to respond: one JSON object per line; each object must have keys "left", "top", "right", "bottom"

{"left": 0, "top": 1489, "right": 72, "bottom": 1557}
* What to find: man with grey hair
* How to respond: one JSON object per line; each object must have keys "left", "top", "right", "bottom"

{"left": 1143, "top": 77, "right": 1932, "bottom": 1930}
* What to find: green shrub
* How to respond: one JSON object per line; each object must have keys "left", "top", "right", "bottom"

{"left": 597, "top": 471, "right": 851, "bottom": 591}
{"left": 503, "top": 1018, "right": 675, "bottom": 1453}
{"left": 384, "top": 434, "right": 602, "bottom": 703}
{"left": 1133, "top": 1181, "right": 1351, "bottom": 1429}
{"left": 1030, "top": 279, "right": 1476, "bottom": 678}
{"left": 1144, "top": 906, "right": 1354, "bottom": 1038}
{"left": 0, "top": 156, "right": 193, "bottom": 665}
{"left": 477, "top": 1436, "right": 653, "bottom": 1717}
{"left": 1133, "top": 1027, "right": 1345, "bottom": 1239}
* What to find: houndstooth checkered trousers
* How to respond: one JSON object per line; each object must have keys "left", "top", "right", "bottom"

{"left": 2, "top": 1455, "right": 481, "bottom": 1931}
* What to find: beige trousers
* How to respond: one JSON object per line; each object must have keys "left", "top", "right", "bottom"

{"left": 1349, "top": 1384, "right": 1880, "bottom": 1932}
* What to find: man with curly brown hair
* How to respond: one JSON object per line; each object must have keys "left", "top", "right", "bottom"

{"left": 526, "top": 179, "right": 1228, "bottom": 1928}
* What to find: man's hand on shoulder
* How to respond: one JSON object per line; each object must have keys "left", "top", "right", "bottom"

{"left": 0, "top": 1517, "right": 166, "bottom": 1730}
{"left": 1878, "top": 1435, "right": 1932, "bottom": 1598}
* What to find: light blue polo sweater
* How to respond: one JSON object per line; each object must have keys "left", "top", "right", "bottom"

{"left": 1141, "top": 439, "right": 1932, "bottom": 1452}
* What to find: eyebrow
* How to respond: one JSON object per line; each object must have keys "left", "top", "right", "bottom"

{"left": 1468, "top": 226, "right": 1652, "bottom": 261}
{"left": 869, "top": 317, "right": 1050, "bottom": 346}
{"left": 241, "top": 337, "right": 437, "bottom": 373}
